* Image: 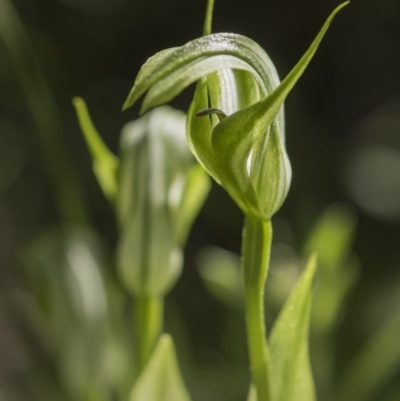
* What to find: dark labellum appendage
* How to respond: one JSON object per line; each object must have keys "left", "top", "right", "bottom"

{"left": 195, "top": 108, "right": 227, "bottom": 121}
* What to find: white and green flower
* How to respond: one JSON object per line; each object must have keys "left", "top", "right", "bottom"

{"left": 123, "top": 3, "right": 348, "bottom": 220}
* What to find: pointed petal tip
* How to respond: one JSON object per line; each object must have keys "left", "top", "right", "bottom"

{"left": 309, "top": 252, "right": 318, "bottom": 263}
{"left": 139, "top": 103, "right": 151, "bottom": 116}
{"left": 122, "top": 91, "right": 139, "bottom": 111}
{"left": 72, "top": 96, "right": 83, "bottom": 107}
{"left": 332, "top": 1, "right": 350, "bottom": 17}
{"left": 306, "top": 252, "right": 318, "bottom": 276}
{"left": 122, "top": 98, "right": 131, "bottom": 111}
{"left": 159, "top": 333, "right": 173, "bottom": 345}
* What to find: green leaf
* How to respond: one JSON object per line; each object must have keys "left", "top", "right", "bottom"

{"left": 333, "top": 314, "right": 400, "bottom": 401}
{"left": 130, "top": 334, "right": 192, "bottom": 401}
{"left": 186, "top": 78, "right": 220, "bottom": 185}
{"left": 73, "top": 97, "right": 119, "bottom": 203}
{"left": 270, "top": 254, "right": 318, "bottom": 401}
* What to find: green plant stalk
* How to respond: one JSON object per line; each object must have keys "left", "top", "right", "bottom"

{"left": 242, "top": 215, "right": 272, "bottom": 401}
{"left": 134, "top": 295, "right": 164, "bottom": 374}
{"left": 203, "top": 0, "right": 215, "bottom": 36}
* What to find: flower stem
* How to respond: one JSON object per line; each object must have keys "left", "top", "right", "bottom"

{"left": 134, "top": 295, "right": 163, "bottom": 374}
{"left": 242, "top": 215, "right": 273, "bottom": 401}
{"left": 203, "top": 0, "right": 215, "bottom": 36}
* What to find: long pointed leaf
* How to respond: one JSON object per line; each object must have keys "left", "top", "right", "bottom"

{"left": 270, "top": 254, "right": 318, "bottom": 401}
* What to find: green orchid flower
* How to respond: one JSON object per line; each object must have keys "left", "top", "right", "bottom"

{"left": 123, "top": 2, "right": 348, "bottom": 221}
{"left": 74, "top": 101, "right": 211, "bottom": 372}
{"left": 116, "top": 106, "right": 211, "bottom": 297}
{"left": 73, "top": 100, "right": 211, "bottom": 297}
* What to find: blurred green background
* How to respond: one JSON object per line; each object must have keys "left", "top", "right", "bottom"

{"left": 1, "top": 0, "right": 400, "bottom": 400}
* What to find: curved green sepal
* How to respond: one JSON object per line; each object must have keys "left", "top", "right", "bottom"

{"left": 187, "top": 69, "right": 264, "bottom": 217}
{"left": 123, "top": 47, "right": 178, "bottom": 110}
{"left": 73, "top": 97, "right": 119, "bottom": 203}
{"left": 123, "top": 33, "right": 280, "bottom": 112}
{"left": 208, "top": 1, "right": 348, "bottom": 219}
{"left": 140, "top": 55, "right": 261, "bottom": 115}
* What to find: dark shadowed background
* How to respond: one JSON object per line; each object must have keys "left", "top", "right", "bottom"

{"left": 1, "top": 0, "right": 400, "bottom": 400}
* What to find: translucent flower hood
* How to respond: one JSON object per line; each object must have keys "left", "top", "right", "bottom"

{"left": 123, "top": 3, "right": 348, "bottom": 220}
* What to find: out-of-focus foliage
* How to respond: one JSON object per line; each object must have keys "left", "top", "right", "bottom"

{"left": 0, "top": 0, "right": 88, "bottom": 224}
{"left": 73, "top": 97, "right": 119, "bottom": 203}
{"left": 23, "top": 228, "right": 132, "bottom": 401}
{"left": 2, "top": 0, "right": 400, "bottom": 400}
{"left": 305, "top": 204, "right": 359, "bottom": 397}
{"left": 333, "top": 313, "right": 400, "bottom": 401}
{"left": 198, "top": 247, "right": 242, "bottom": 309}
{"left": 130, "top": 334, "right": 191, "bottom": 401}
